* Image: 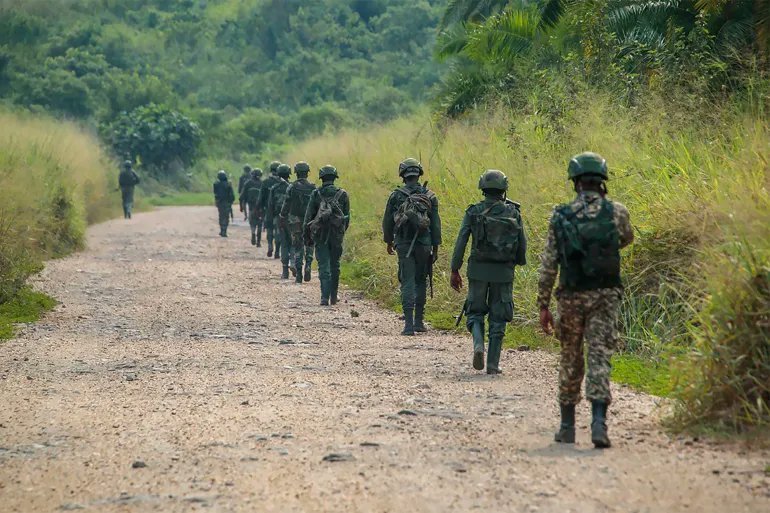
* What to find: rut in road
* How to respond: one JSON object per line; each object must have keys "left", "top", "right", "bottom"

{"left": 1, "top": 206, "right": 768, "bottom": 513}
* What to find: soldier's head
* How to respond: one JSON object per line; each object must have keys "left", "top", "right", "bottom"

{"left": 398, "top": 158, "right": 423, "bottom": 183}
{"left": 276, "top": 163, "right": 291, "bottom": 179}
{"left": 294, "top": 161, "right": 310, "bottom": 178}
{"left": 217, "top": 170, "right": 228, "bottom": 182}
{"left": 269, "top": 161, "right": 281, "bottom": 175}
{"left": 251, "top": 167, "right": 263, "bottom": 178}
{"left": 568, "top": 152, "right": 608, "bottom": 194}
{"left": 122, "top": 160, "right": 132, "bottom": 171}
{"left": 478, "top": 169, "right": 508, "bottom": 198}
{"left": 243, "top": 164, "right": 252, "bottom": 174}
{"left": 319, "top": 164, "right": 338, "bottom": 183}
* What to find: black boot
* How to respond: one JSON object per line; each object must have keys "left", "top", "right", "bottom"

{"left": 281, "top": 265, "right": 289, "bottom": 280}
{"left": 251, "top": 232, "right": 257, "bottom": 246}
{"left": 402, "top": 308, "right": 415, "bottom": 336}
{"left": 295, "top": 265, "right": 303, "bottom": 283}
{"left": 304, "top": 264, "right": 312, "bottom": 282}
{"left": 554, "top": 404, "right": 576, "bottom": 443}
{"left": 414, "top": 304, "right": 427, "bottom": 333}
{"left": 320, "top": 278, "right": 330, "bottom": 306}
{"left": 470, "top": 322, "right": 485, "bottom": 370}
{"left": 591, "top": 401, "right": 611, "bottom": 449}
{"left": 330, "top": 274, "right": 339, "bottom": 305}
{"left": 219, "top": 226, "right": 226, "bottom": 237}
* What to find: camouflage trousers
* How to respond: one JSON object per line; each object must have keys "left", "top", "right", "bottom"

{"left": 556, "top": 287, "right": 622, "bottom": 405}
{"left": 248, "top": 207, "right": 262, "bottom": 242}
{"left": 289, "top": 225, "right": 313, "bottom": 271}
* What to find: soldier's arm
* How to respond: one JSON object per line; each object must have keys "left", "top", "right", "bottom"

{"left": 430, "top": 195, "right": 442, "bottom": 246}
{"left": 613, "top": 201, "right": 634, "bottom": 249}
{"left": 382, "top": 194, "right": 395, "bottom": 244}
{"left": 449, "top": 210, "right": 472, "bottom": 272}
{"left": 515, "top": 210, "right": 527, "bottom": 266}
{"left": 133, "top": 171, "right": 140, "bottom": 185}
{"left": 536, "top": 214, "right": 560, "bottom": 310}
{"left": 303, "top": 191, "right": 319, "bottom": 228}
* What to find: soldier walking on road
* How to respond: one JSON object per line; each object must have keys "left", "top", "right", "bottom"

{"left": 450, "top": 170, "right": 527, "bottom": 374}
{"left": 118, "top": 160, "right": 140, "bottom": 219}
{"left": 538, "top": 152, "right": 634, "bottom": 449}
{"left": 280, "top": 161, "right": 317, "bottom": 283}
{"left": 213, "top": 170, "right": 235, "bottom": 237}
{"left": 304, "top": 165, "right": 349, "bottom": 306}
{"left": 238, "top": 165, "right": 252, "bottom": 221}
{"left": 259, "top": 161, "right": 282, "bottom": 257}
{"left": 268, "top": 164, "right": 293, "bottom": 276}
{"left": 241, "top": 168, "right": 264, "bottom": 246}
{"left": 382, "top": 158, "right": 441, "bottom": 336}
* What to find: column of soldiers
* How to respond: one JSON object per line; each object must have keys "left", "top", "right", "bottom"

{"left": 211, "top": 152, "right": 632, "bottom": 449}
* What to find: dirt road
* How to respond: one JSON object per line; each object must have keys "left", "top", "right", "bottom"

{"left": 1, "top": 206, "right": 768, "bottom": 512}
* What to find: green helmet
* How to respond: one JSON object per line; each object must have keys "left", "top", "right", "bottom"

{"left": 568, "top": 152, "right": 608, "bottom": 180}
{"left": 243, "top": 164, "right": 252, "bottom": 173}
{"left": 123, "top": 160, "right": 132, "bottom": 170}
{"left": 251, "top": 167, "right": 263, "bottom": 178}
{"left": 319, "top": 165, "right": 338, "bottom": 179}
{"left": 478, "top": 169, "right": 508, "bottom": 191}
{"left": 217, "top": 170, "right": 227, "bottom": 181}
{"left": 294, "top": 161, "right": 310, "bottom": 176}
{"left": 269, "top": 161, "right": 281, "bottom": 174}
{"left": 398, "top": 157, "right": 423, "bottom": 178}
{"left": 276, "top": 163, "right": 291, "bottom": 179}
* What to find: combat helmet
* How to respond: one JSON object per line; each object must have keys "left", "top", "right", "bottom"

{"left": 243, "top": 164, "right": 252, "bottom": 173}
{"left": 567, "top": 152, "right": 608, "bottom": 181}
{"left": 276, "top": 163, "right": 291, "bottom": 179}
{"left": 269, "top": 161, "right": 281, "bottom": 174}
{"left": 294, "top": 161, "right": 310, "bottom": 177}
{"left": 123, "top": 160, "right": 132, "bottom": 170}
{"left": 251, "top": 167, "right": 263, "bottom": 178}
{"left": 319, "top": 165, "right": 338, "bottom": 180}
{"left": 398, "top": 157, "right": 423, "bottom": 178}
{"left": 217, "top": 170, "right": 227, "bottom": 181}
{"left": 478, "top": 169, "right": 508, "bottom": 191}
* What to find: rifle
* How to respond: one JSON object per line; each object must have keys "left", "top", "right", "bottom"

{"left": 428, "top": 247, "right": 434, "bottom": 299}
{"left": 454, "top": 301, "right": 467, "bottom": 328}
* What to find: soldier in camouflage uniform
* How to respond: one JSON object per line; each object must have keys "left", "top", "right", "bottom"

{"left": 382, "top": 158, "right": 441, "bottom": 336}
{"left": 450, "top": 170, "right": 527, "bottom": 374}
{"left": 118, "top": 160, "right": 140, "bottom": 219}
{"left": 304, "top": 165, "right": 350, "bottom": 306}
{"left": 258, "top": 161, "right": 282, "bottom": 257}
{"left": 268, "top": 164, "right": 293, "bottom": 277}
{"left": 238, "top": 164, "right": 252, "bottom": 221}
{"left": 240, "top": 167, "right": 264, "bottom": 246}
{"left": 213, "top": 170, "right": 235, "bottom": 237}
{"left": 538, "top": 152, "right": 634, "bottom": 449}
{"left": 280, "top": 161, "right": 317, "bottom": 283}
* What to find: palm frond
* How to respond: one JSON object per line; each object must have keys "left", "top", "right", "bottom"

{"left": 464, "top": 7, "right": 541, "bottom": 65}
{"left": 439, "top": 0, "right": 510, "bottom": 29}
{"left": 435, "top": 23, "right": 472, "bottom": 61}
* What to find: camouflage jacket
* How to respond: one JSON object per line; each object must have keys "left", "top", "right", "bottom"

{"left": 537, "top": 191, "right": 633, "bottom": 309}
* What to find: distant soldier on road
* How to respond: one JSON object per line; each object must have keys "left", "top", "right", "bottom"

{"left": 538, "top": 152, "right": 634, "bottom": 449}
{"left": 304, "top": 165, "right": 349, "bottom": 306}
{"left": 118, "top": 160, "right": 140, "bottom": 219}
{"left": 268, "top": 164, "right": 293, "bottom": 276}
{"left": 259, "top": 161, "right": 282, "bottom": 257}
{"left": 450, "top": 169, "right": 527, "bottom": 374}
{"left": 240, "top": 167, "right": 264, "bottom": 246}
{"left": 382, "top": 158, "right": 441, "bottom": 336}
{"left": 238, "top": 164, "right": 253, "bottom": 221}
{"left": 280, "top": 161, "right": 317, "bottom": 283}
{"left": 213, "top": 170, "right": 235, "bottom": 237}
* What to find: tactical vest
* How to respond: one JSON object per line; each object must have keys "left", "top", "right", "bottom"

{"left": 288, "top": 180, "right": 316, "bottom": 218}
{"left": 554, "top": 199, "right": 622, "bottom": 291}
{"left": 242, "top": 179, "right": 262, "bottom": 208}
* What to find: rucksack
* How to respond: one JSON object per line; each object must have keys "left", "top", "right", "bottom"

{"left": 393, "top": 186, "right": 432, "bottom": 235}
{"left": 554, "top": 198, "right": 621, "bottom": 290}
{"left": 470, "top": 200, "right": 522, "bottom": 263}
{"left": 270, "top": 181, "right": 289, "bottom": 216}
{"left": 290, "top": 181, "right": 316, "bottom": 218}
{"left": 307, "top": 189, "right": 346, "bottom": 240}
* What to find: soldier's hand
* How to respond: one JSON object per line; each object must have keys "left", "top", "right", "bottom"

{"left": 386, "top": 242, "right": 395, "bottom": 255}
{"left": 450, "top": 270, "right": 463, "bottom": 292}
{"left": 432, "top": 245, "right": 439, "bottom": 264}
{"left": 540, "top": 308, "right": 554, "bottom": 336}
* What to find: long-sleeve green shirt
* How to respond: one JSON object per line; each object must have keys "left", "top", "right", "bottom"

{"left": 450, "top": 198, "right": 527, "bottom": 283}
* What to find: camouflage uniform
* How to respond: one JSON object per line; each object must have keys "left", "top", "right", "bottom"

{"left": 213, "top": 170, "right": 235, "bottom": 237}
{"left": 118, "top": 160, "right": 140, "bottom": 219}
{"left": 280, "top": 162, "right": 316, "bottom": 283}
{"left": 258, "top": 161, "right": 282, "bottom": 257}
{"left": 238, "top": 166, "right": 251, "bottom": 221}
{"left": 268, "top": 164, "right": 292, "bottom": 276}
{"left": 241, "top": 169, "right": 263, "bottom": 246}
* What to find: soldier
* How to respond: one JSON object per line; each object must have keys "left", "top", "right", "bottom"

{"left": 538, "top": 152, "right": 634, "bottom": 449}
{"left": 450, "top": 170, "right": 527, "bottom": 374}
{"left": 241, "top": 167, "right": 264, "bottom": 246}
{"left": 280, "top": 161, "right": 317, "bottom": 283}
{"left": 259, "top": 161, "right": 282, "bottom": 257}
{"left": 304, "top": 165, "right": 349, "bottom": 306}
{"left": 213, "top": 170, "right": 235, "bottom": 237}
{"left": 382, "top": 158, "right": 441, "bottom": 336}
{"left": 238, "top": 164, "right": 253, "bottom": 221}
{"left": 118, "top": 160, "right": 140, "bottom": 219}
{"left": 268, "top": 163, "right": 293, "bottom": 276}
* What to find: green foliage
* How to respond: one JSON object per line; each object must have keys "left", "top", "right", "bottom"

{"left": 611, "top": 353, "right": 673, "bottom": 396}
{"left": 0, "top": 288, "right": 56, "bottom": 340}
{"left": 102, "top": 104, "right": 203, "bottom": 175}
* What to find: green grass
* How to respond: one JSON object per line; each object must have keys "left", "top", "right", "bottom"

{"left": 611, "top": 353, "right": 673, "bottom": 397}
{"left": 147, "top": 192, "right": 212, "bottom": 207}
{"left": 0, "top": 288, "right": 57, "bottom": 339}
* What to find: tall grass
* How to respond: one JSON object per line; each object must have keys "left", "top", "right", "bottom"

{"left": 0, "top": 109, "right": 117, "bottom": 301}
{"left": 285, "top": 91, "right": 770, "bottom": 429}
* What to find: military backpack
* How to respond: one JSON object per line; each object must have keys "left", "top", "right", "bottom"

{"left": 270, "top": 180, "right": 290, "bottom": 216}
{"left": 470, "top": 200, "right": 522, "bottom": 263}
{"left": 393, "top": 185, "right": 433, "bottom": 236}
{"left": 306, "top": 189, "right": 346, "bottom": 242}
